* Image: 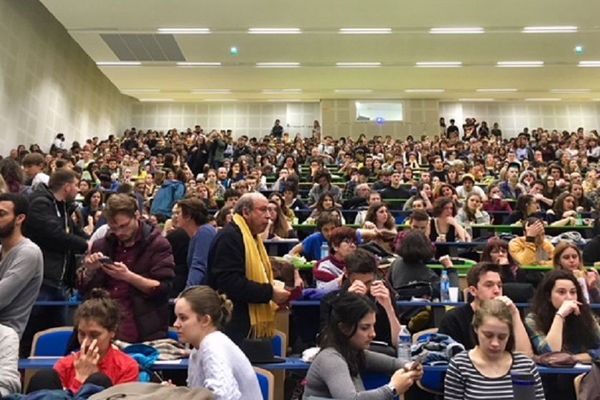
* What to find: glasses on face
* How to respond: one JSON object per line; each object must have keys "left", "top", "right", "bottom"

{"left": 340, "top": 238, "right": 357, "bottom": 246}
{"left": 490, "top": 247, "right": 507, "bottom": 254}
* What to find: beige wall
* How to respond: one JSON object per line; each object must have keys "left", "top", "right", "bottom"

{"left": 0, "top": 0, "right": 132, "bottom": 155}
{"left": 440, "top": 101, "right": 600, "bottom": 138}
{"left": 321, "top": 99, "right": 440, "bottom": 140}
{"left": 131, "top": 101, "right": 320, "bottom": 138}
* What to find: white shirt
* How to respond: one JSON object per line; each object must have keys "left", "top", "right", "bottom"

{"left": 187, "top": 331, "right": 262, "bottom": 400}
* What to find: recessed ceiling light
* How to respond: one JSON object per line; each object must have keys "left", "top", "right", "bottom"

{"left": 404, "top": 89, "right": 445, "bottom": 93}
{"left": 550, "top": 89, "right": 591, "bottom": 93}
{"left": 248, "top": 28, "right": 301, "bottom": 34}
{"left": 336, "top": 62, "right": 381, "bottom": 68}
{"left": 267, "top": 99, "right": 305, "bottom": 102}
{"left": 202, "top": 99, "right": 238, "bottom": 102}
{"left": 139, "top": 98, "right": 173, "bottom": 102}
{"left": 96, "top": 61, "right": 141, "bottom": 66}
{"left": 578, "top": 61, "right": 600, "bottom": 67}
{"left": 415, "top": 62, "right": 462, "bottom": 68}
{"left": 429, "top": 27, "right": 484, "bottom": 34}
{"left": 262, "top": 89, "right": 303, "bottom": 94}
{"left": 497, "top": 61, "right": 544, "bottom": 68}
{"left": 122, "top": 89, "right": 160, "bottom": 93}
{"left": 157, "top": 28, "right": 210, "bottom": 34}
{"left": 476, "top": 88, "right": 518, "bottom": 92}
{"left": 525, "top": 98, "right": 561, "bottom": 101}
{"left": 191, "top": 89, "right": 232, "bottom": 94}
{"left": 176, "top": 62, "right": 221, "bottom": 67}
{"left": 339, "top": 28, "right": 391, "bottom": 34}
{"left": 256, "top": 62, "right": 300, "bottom": 68}
{"left": 334, "top": 89, "right": 374, "bottom": 93}
{"left": 458, "top": 98, "right": 495, "bottom": 102}
{"left": 522, "top": 26, "right": 577, "bottom": 33}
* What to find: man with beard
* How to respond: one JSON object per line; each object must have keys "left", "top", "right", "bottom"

{"left": 0, "top": 193, "right": 43, "bottom": 338}
{"left": 80, "top": 194, "right": 175, "bottom": 342}
{"left": 22, "top": 168, "right": 88, "bottom": 355}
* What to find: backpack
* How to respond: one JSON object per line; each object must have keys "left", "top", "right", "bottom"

{"left": 577, "top": 358, "right": 600, "bottom": 400}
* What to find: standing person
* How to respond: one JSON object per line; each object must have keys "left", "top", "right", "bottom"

{"left": 271, "top": 119, "right": 284, "bottom": 139}
{"left": 174, "top": 286, "right": 262, "bottom": 400}
{"left": 444, "top": 300, "right": 545, "bottom": 400}
{"left": 207, "top": 193, "right": 291, "bottom": 344}
{"left": 23, "top": 169, "right": 88, "bottom": 355}
{"left": 303, "top": 292, "right": 422, "bottom": 399}
{"left": 0, "top": 193, "right": 43, "bottom": 338}
{"left": 79, "top": 194, "right": 175, "bottom": 342}
{"left": 173, "top": 198, "right": 217, "bottom": 287}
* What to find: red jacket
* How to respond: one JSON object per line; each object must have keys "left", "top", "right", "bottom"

{"left": 54, "top": 346, "right": 138, "bottom": 392}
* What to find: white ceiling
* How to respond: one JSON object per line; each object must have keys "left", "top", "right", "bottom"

{"left": 40, "top": 0, "right": 600, "bottom": 102}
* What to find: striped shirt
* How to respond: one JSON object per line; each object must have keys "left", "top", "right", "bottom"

{"left": 444, "top": 351, "right": 546, "bottom": 400}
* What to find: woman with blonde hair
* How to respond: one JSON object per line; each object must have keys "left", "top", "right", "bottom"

{"left": 174, "top": 286, "right": 262, "bottom": 400}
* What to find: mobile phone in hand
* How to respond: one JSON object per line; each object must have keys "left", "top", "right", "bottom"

{"left": 99, "top": 257, "right": 113, "bottom": 264}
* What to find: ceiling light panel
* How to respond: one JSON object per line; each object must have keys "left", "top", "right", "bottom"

{"left": 336, "top": 62, "right": 381, "bottom": 68}
{"left": 458, "top": 98, "right": 495, "bottom": 102}
{"left": 416, "top": 62, "right": 462, "bottom": 68}
{"left": 497, "top": 61, "right": 544, "bottom": 67}
{"left": 139, "top": 98, "right": 173, "bottom": 102}
{"left": 157, "top": 28, "right": 211, "bottom": 34}
{"left": 334, "top": 89, "right": 374, "bottom": 93}
{"left": 339, "top": 28, "right": 391, "bottom": 34}
{"left": 404, "top": 89, "right": 445, "bottom": 93}
{"left": 429, "top": 27, "right": 484, "bottom": 34}
{"left": 248, "top": 28, "right": 301, "bottom": 34}
{"left": 522, "top": 26, "right": 577, "bottom": 33}
{"left": 476, "top": 88, "right": 518, "bottom": 92}
{"left": 96, "top": 61, "right": 141, "bottom": 66}
{"left": 578, "top": 61, "right": 600, "bottom": 67}
{"left": 176, "top": 62, "right": 221, "bottom": 67}
{"left": 191, "top": 89, "right": 232, "bottom": 94}
{"left": 550, "top": 89, "right": 591, "bottom": 93}
{"left": 525, "top": 98, "right": 561, "bottom": 101}
{"left": 256, "top": 62, "right": 300, "bottom": 68}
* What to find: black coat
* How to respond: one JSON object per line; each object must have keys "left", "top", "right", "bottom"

{"left": 25, "top": 184, "right": 88, "bottom": 289}
{"left": 207, "top": 222, "right": 273, "bottom": 344}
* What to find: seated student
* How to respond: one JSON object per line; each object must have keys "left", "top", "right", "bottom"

{"left": 438, "top": 262, "right": 533, "bottom": 356}
{"left": 53, "top": 289, "right": 139, "bottom": 392}
{"left": 455, "top": 193, "right": 491, "bottom": 235}
{"left": 508, "top": 217, "right": 555, "bottom": 266}
{"left": 258, "top": 199, "right": 295, "bottom": 240}
{"left": 319, "top": 249, "right": 401, "bottom": 349}
{"left": 304, "top": 192, "right": 345, "bottom": 225}
{"left": 174, "top": 286, "right": 262, "bottom": 400}
{"left": 313, "top": 227, "right": 357, "bottom": 289}
{"left": 482, "top": 184, "right": 512, "bottom": 224}
{"left": 362, "top": 202, "right": 397, "bottom": 253}
{"left": 455, "top": 173, "right": 487, "bottom": 202}
{"left": 429, "top": 198, "right": 470, "bottom": 257}
{"left": 505, "top": 194, "right": 543, "bottom": 225}
{"left": 289, "top": 212, "right": 341, "bottom": 261}
{"left": 525, "top": 269, "right": 600, "bottom": 362}
{"left": 583, "top": 219, "right": 600, "bottom": 264}
{"left": 553, "top": 241, "right": 600, "bottom": 303}
{"left": 481, "top": 237, "right": 542, "bottom": 301}
{"left": 305, "top": 292, "right": 422, "bottom": 399}
{"left": 389, "top": 230, "right": 458, "bottom": 299}
{"left": 546, "top": 192, "right": 579, "bottom": 226}
{"left": 394, "top": 209, "right": 431, "bottom": 250}
{"left": 444, "top": 299, "right": 545, "bottom": 400}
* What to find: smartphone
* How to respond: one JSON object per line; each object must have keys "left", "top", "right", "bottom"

{"left": 410, "top": 352, "right": 428, "bottom": 368}
{"left": 99, "top": 257, "right": 113, "bottom": 264}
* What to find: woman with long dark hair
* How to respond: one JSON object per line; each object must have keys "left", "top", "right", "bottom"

{"left": 525, "top": 269, "right": 600, "bottom": 360}
{"left": 303, "top": 292, "right": 422, "bottom": 399}
{"left": 553, "top": 241, "right": 600, "bottom": 303}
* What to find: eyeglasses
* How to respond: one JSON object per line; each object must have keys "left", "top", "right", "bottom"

{"left": 340, "top": 238, "right": 357, "bottom": 246}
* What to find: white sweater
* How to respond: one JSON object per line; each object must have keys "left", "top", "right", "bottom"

{"left": 187, "top": 331, "right": 262, "bottom": 400}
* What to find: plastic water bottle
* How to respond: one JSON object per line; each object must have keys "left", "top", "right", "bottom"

{"left": 397, "top": 326, "right": 412, "bottom": 361}
{"left": 320, "top": 242, "right": 329, "bottom": 259}
{"left": 440, "top": 270, "right": 450, "bottom": 302}
{"left": 576, "top": 212, "right": 583, "bottom": 226}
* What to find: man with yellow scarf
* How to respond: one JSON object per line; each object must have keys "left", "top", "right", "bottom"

{"left": 207, "top": 193, "right": 291, "bottom": 344}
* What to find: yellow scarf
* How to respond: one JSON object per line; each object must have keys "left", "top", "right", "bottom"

{"left": 233, "top": 214, "right": 278, "bottom": 338}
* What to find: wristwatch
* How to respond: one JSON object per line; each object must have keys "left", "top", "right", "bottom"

{"left": 387, "top": 383, "right": 398, "bottom": 396}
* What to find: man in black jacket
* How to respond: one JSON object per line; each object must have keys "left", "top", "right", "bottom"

{"left": 208, "top": 193, "right": 290, "bottom": 344}
{"left": 22, "top": 168, "right": 88, "bottom": 355}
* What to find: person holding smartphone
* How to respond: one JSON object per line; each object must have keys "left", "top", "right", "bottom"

{"left": 305, "top": 292, "right": 422, "bottom": 399}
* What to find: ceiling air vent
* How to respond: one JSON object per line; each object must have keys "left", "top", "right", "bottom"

{"left": 100, "top": 34, "right": 185, "bottom": 62}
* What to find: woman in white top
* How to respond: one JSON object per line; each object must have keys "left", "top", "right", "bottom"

{"left": 174, "top": 286, "right": 262, "bottom": 400}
